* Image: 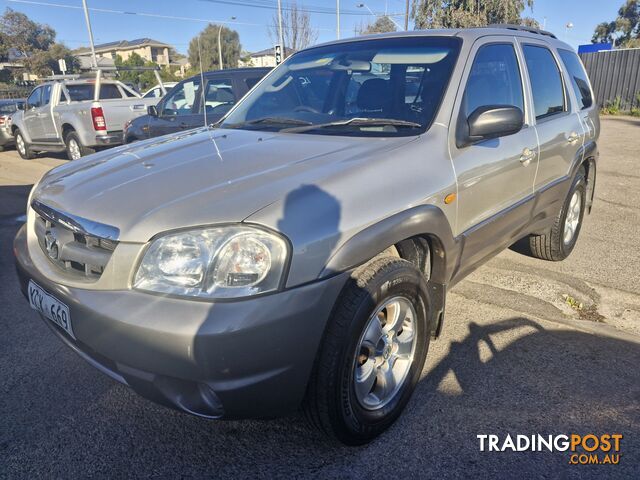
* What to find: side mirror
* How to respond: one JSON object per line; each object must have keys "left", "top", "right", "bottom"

{"left": 147, "top": 105, "right": 158, "bottom": 117}
{"left": 457, "top": 105, "right": 524, "bottom": 148}
{"left": 16, "top": 103, "right": 25, "bottom": 111}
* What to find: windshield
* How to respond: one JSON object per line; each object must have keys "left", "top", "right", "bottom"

{"left": 221, "top": 36, "right": 460, "bottom": 136}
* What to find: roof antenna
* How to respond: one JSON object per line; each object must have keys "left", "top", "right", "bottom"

{"left": 197, "top": 32, "right": 223, "bottom": 160}
{"left": 197, "top": 34, "right": 207, "bottom": 128}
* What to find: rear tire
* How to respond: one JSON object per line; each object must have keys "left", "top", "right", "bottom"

{"left": 528, "top": 168, "right": 586, "bottom": 261}
{"left": 303, "top": 256, "right": 430, "bottom": 445}
{"left": 14, "top": 129, "right": 34, "bottom": 160}
{"left": 65, "top": 131, "right": 94, "bottom": 160}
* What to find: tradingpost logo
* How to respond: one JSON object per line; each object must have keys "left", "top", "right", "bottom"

{"left": 477, "top": 434, "right": 623, "bottom": 465}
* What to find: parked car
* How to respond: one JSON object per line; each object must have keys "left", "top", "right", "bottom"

{"left": 15, "top": 26, "right": 598, "bottom": 445}
{"left": 11, "top": 75, "right": 159, "bottom": 160}
{"left": 142, "top": 82, "right": 178, "bottom": 99}
{"left": 0, "top": 98, "right": 25, "bottom": 151}
{"left": 123, "top": 68, "right": 270, "bottom": 143}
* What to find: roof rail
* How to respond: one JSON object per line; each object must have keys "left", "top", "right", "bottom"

{"left": 485, "top": 24, "right": 557, "bottom": 39}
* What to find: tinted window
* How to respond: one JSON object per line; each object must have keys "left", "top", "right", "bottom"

{"left": 99, "top": 84, "right": 122, "bottom": 99}
{"left": 222, "top": 37, "right": 461, "bottom": 137}
{"left": 66, "top": 84, "right": 93, "bottom": 101}
{"left": 523, "top": 45, "right": 565, "bottom": 120}
{"left": 26, "top": 87, "right": 42, "bottom": 109}
{"left": 558, "top": 49, "right": 593, "bottom": 109}
{"left": 0, "top": 102, "right": 19, "bottom": 114}
{"left": 161, "top": 78, "right": 201, "bottom": 116}
{"left": 463, "top": 43, "right": 524, "bottom": 117}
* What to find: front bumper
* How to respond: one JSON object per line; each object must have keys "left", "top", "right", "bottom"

{"left": 94, "top": 132, "right": 123, "bottom": 146}
{"left": 14, "top": 224, "right": 348, "bottom": 418}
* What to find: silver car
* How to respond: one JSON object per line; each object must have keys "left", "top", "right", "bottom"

{"left": 14, "top": 26, "right": 599, "bottom": 445}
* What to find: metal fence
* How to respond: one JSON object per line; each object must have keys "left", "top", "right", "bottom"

{"left": 579, "top": 48, "right": 640, "bottom": 111}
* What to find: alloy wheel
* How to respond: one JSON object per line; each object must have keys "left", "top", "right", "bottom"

{"left": 353, "top": 295, "right": 418, "bottom": 410}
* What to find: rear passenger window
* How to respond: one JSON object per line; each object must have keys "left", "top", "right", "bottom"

{"left": 462, "top": 43, "right": 524, "bottom": 118}
{"left": 99, "top": 84, "right": 122, "bottom": 99}
{"left": 522, "top": 45, "right": 565, "bottom": 120}
{"left": 558, "top": 49, "right": 593, "bottom": 109}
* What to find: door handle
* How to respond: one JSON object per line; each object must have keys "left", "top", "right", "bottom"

{"left": 179, "top": 122, "right": 189, "bottom": 129}
{"left": 567, "top": 132, "right": 579, "bottom": 144}
{"left": 519, "top": 147, "right": 536, "bottom": 166}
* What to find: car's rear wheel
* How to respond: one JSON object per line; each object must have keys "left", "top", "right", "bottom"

{"left": 303, "top": 256, "right": 430, "bottom": 445}
{"left": 65, "top": 131, "right": 94, "bottom": 160}
{"left": 528, "top": 167, "right": 586, "bottom": 261}
{"left": 14, "top": 129, "right": 34, "bottom": 159}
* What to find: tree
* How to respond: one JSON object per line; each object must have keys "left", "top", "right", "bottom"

{"left": 268, "top": 0, "right": 318, "bottom": 54}
{"left": 411, "top": 0, "right": 535, "bottom": 29}
{"left": 592, "top": 0, "right": 640, "bottom": 47}
{"left": 361, "top": 16, "right": 397, "bottom": 35}
{"left": 114, "top": 52, "right": 177, "bottom": 91}
{"left": 188, "top": 24, "right": 241, "bottom": 72}
{"left": 0, "top": 7, "right": 55, "bottom": 58}
{"left": 24, "top": 43, "right": 78, "bottom": 76}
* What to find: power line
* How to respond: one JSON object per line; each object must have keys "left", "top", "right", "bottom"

{"left": 6, "top": 0, "right": 335, "bottom": 31}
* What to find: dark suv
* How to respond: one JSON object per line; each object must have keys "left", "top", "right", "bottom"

{"left": 123, "top": 67, "right": 270, "bottom": 143}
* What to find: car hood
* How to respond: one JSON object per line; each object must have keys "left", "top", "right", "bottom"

{"left": 32, "top": 127, "right": 415, "bottom": 242}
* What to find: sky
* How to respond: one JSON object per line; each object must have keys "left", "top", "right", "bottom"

{"left": 0, "top": 0, "right": 623, "bottom": 55}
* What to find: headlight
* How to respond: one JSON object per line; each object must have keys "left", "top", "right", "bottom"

{"left": 134, "top": 226, "right": 288, "bottom": 299}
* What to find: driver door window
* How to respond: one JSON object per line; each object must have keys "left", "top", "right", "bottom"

{"left": 161, "top": 79, "right": 200, "bottom": 116}
{"left": 26, "top": 87, "right": 42, "bottom": 110}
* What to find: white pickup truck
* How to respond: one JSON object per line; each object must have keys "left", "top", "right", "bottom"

{"left": 11, "top": 72, "right": 160, "bottom": 160}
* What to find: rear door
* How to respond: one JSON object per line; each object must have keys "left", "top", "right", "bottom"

{"left": 518, "top": 39, "right": 585, "bottom": 191}
{"left": 556, "top": 48, "right": 599, "bottom": 148}
{"left": 149, "top": 77, "right": 202, "bottom": 137}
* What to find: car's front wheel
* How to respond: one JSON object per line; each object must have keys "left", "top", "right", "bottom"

{"left": 14, "top": 129, "right": 34, "bottom": 160}
{"left": 304, "top": 256, "right": 430, "bottom": 445}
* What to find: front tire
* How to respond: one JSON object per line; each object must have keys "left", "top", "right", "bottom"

{"left": 65, "top": 131, "right": 94, "bottom": 160}
{"left": 14, "top": 129, "right": 34, "bottom": 159}
{"left": 529, "top": 168, "right": 586, "bottom": 261}
{"left": 304, "top": 256, "right": 430, "bottom": 445}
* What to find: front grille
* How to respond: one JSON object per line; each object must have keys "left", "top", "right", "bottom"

{"left": 32, "top": 202, "right": 119, "bottom": 280}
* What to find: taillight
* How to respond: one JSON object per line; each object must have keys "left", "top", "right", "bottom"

{"left": 0, "top": 116, "right": 5, "bottom": 126}
{"left": 91, "top": 107, "right": 106, "bottom": 131}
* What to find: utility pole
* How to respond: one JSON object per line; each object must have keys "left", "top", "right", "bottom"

{"left": 277, "top": 0, "right": 285, "bottom": 58}
{"left": 336, "top": 0, "right": 340, "bottom": 39}
{"left": 404, "top": 0, "right": 409, "bottom": 30}
{"left": 81, "top": 0, "right": 98, "bottom": 68}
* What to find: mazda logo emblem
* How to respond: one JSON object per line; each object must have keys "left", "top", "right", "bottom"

{"left": 44, "top": 230, "right": 59, "bottom": 260}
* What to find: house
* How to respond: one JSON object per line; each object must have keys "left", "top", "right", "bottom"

{"left": 75, "top": 38, "right": 172, "bottom": 66}
{"left": 242, "top": 47, "right": 295, "bottom": 68}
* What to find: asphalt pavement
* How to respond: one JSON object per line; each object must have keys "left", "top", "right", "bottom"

{"left": 1, "top": 118, "right": 639, "bottom": 478}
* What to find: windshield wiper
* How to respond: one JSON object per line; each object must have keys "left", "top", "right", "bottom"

{"left": 225, "top": 117, "right": 313, "bottom": 129}
{"left": 281, "top": 117, "right": 422, "bottom": 134}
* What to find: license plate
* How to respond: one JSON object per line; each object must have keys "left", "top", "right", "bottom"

{"left": 28, "top": 280, "right": 75, "bottom": 339}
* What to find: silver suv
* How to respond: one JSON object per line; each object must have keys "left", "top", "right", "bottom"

{"left": 14, "top": 26, "right": 598, "bottom": 445}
